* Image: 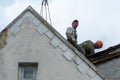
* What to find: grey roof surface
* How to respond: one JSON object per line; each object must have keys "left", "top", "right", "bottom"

{"left": 88, "top": 44, "right": 120, "bottom": 65}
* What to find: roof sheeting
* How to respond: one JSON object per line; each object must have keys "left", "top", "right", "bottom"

{"left": 88, "top": 44, "right": 120, "bottom": 65}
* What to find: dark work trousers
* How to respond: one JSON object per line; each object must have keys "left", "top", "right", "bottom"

{"left": 67, "top": 39, "right": 86, "bottom": 55}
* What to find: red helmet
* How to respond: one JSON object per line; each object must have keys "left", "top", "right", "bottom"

{"left": 96, "top": 40, "right": 103, "bottom": 48}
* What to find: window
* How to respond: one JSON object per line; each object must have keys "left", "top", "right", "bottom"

{"left": 18, "top": 63, "right": 38, "bottom": 80}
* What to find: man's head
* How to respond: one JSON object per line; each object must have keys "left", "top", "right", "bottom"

{"left": 94, "top": 40, "right": 103, "bottom": 49}
{"left": 72, "top": 19, "right": 78, "bottom": 29}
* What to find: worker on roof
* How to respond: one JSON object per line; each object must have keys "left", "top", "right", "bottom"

{"left": 66, "top": 19, "right": 85, "bottom": 55}
{"left": 79, "top": 40, "right": 103, "bottom": 57}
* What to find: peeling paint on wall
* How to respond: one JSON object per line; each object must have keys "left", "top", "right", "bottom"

{"left": 0, "top": 28, "right": 8, "bottom": 49}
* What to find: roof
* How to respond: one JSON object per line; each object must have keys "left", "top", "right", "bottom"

{"left": 87, "top": 44, "right": 120, "bottom": 65}
{"left": 1, "top": 6, "right": 107, "bottom": 80}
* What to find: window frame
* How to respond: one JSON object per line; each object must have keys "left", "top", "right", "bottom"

{"left": 18, "top": 63, "right": 38, "bottom": 80}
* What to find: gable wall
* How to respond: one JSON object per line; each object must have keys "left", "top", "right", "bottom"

{"left": 0, "top": 9, "right": 105, "bottom": 80}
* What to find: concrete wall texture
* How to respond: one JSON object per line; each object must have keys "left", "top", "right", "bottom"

{"left": 0, "top": 6, "right": 105, "bottom": 80}
{"left": 98, "top": 57, "right": 120, "bottom": 80}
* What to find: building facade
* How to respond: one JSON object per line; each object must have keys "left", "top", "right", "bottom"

{"left": 0, "top": 6, "right": 106, "bottom": 80}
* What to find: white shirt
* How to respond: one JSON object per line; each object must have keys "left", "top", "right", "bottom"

{"left": 66, "top": 27, "right": 77, "bottom": 40}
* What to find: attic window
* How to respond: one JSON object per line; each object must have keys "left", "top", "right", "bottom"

{"left": 18, "top": 63, "right": 38, "bottom": 80}
{"left": 23, "top": 67, "right": 35, "bottom": 79}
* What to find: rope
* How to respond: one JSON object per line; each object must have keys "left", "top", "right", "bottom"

{"left": 40, "top": 0, "right": 52, "bottom": 25}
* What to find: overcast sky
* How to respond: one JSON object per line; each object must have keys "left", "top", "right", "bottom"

{"left": 0, "top": 0, "right": 120, "bottom": 52}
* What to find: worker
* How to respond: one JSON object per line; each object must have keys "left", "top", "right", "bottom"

{"left": 66, "top": 19, "right": 85, "bottom": 55}
{"left": 79, "top": 40, "right": 103, "bottom": 57}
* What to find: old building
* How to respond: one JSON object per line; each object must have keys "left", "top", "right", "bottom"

{"left": 0, "top": 6, "right": 106, "bottom": 80}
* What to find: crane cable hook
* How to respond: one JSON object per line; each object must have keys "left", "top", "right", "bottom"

{"left": 40, "top": 0, "right": 52, "bottom": 25}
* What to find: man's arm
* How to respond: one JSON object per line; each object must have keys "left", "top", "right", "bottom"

{"left": 66, "top": 32, "right": 76, "bottom": 42}
{"left": 89, "top": 48, "right": 95, "bottom": 55}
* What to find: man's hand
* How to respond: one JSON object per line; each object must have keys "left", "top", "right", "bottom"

{"left": 72, "top": 37, "right": 77, "bottom": 43}
{"left": 66, "top": 32, "right": 77, "bottom": 43}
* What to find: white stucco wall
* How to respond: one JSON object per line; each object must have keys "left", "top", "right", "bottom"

{"left": 0, "top": 7, "right": 105, "bottom": 80}
{"left": 98, "top": 57, "right": 120, "bottom": 80}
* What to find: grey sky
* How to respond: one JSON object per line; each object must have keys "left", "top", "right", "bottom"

{"left": 0, "top": 0, "right": 120, "bottom": 52}
{"left": 0, "top": 0, "right": 15, "bottom": 7}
